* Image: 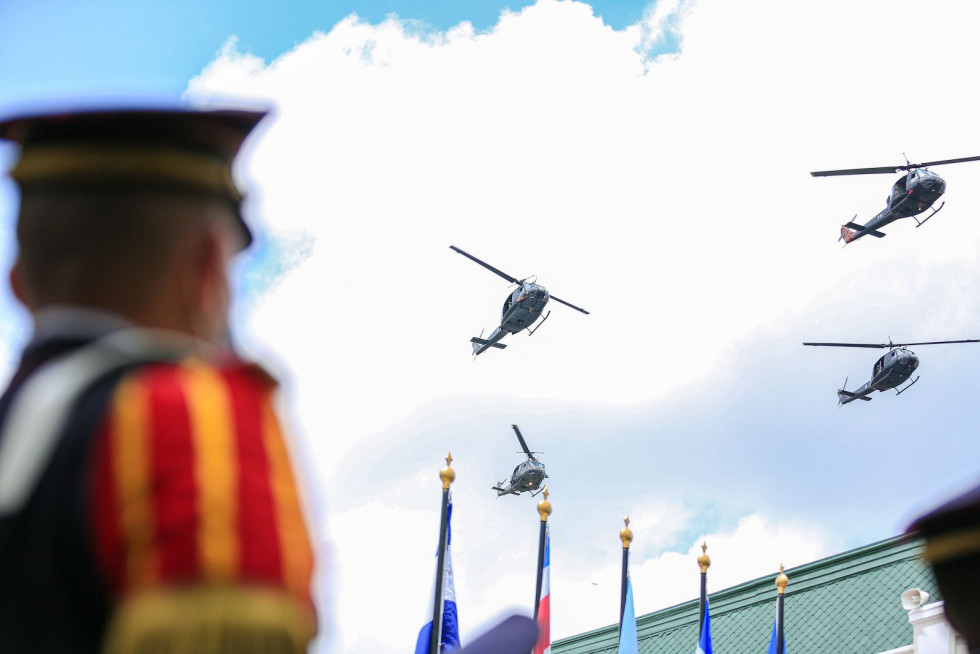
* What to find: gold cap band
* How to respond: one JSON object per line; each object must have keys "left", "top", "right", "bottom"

{"left": 11, "top": 145, "right": 243, "bottom": 201}
{"left": 922, "top": 526, "right": 980, "bottom": 565}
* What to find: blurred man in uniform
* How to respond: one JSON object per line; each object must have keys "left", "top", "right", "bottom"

{"left": 908, "top": 482, "right": 980, "bottom": 651}
{"left": 0, "top": 108, "right": 316, "bottom": 653}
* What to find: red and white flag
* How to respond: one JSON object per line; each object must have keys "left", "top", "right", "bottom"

{"left": 534, "top": 527, "right": 550, "bottom": 654}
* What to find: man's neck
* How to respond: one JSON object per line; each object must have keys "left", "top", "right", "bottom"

{"left": 30, "top": 305, "right": 134, "bottom": 345}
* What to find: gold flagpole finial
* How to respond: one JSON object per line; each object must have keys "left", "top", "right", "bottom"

{"left": 620, "top": 515, "right": 633, "bottom": 549}
{"left": 537, "top": 486, "right": 552, "bottom": 522}
{"left": 698, "top": 541, "right": 711, "bottom": 573}
{"left": 776, "top": 564, "right": 789, "bottom": 594}
{"left": 440, "top": 452, "right": 456, "bottom": 490}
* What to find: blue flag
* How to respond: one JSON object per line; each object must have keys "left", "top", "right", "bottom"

{"left": 618, "top": 578, "right": 638, "bottom": 654}
{"left": 695, "top": 598, "right": 712, "bottom": 654}
{"left": 766, "top": 617, "right": 785, "bottom": 654}
{"left": 414, "top": 501, "right": 461, "bottom": 653}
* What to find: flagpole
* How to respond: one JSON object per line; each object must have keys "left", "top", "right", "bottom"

{"left": 698, "top": 542, "right": 711, "bottom": 638}
{"left": 430, "top": 453, "right": 455, "bottom": 654}
{"left": 533, "top": 487, "right": 551, "bottom": 620}
{"left": 775, "top": 565, "right": 788, "bottom": 654}
{"left": 619, "top": 515, "right": 633, "bottom": 633}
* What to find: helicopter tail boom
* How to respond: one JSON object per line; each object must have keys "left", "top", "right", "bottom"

{"left": 492, "top": 484, "right": 519, "bottom": 497}
{"left": 840, "top": 222, "right": 885, "bottom": 244}
{"left": 837, "top": 388, "right": 872, "bottom": 404}
{"left": 846, "top": 222, "right": 886, "bottom": 238}
{"left": 471, "top": 337, "right": 507, "bottom": 355}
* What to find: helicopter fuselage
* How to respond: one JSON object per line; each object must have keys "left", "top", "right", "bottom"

{"left": 500, "top": 282, "right": 551, "bottom": 334}
{"left": 839, "top": 348, "right": 920, "bottom": 405}
{"left": 495, "top": 459, "right": 547, "bottom": 496}
{"left": 472, "top": 282, "right": 552, "bottom": 355}
{"left": 841, "top": 170, "right": 947, "bottom": 243}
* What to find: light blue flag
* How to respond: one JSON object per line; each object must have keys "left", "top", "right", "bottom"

{"left": 414, "top": 500, "right": 460, "bottom": 653}
{"left": 766, "top": 617, "right": 785, "bottom": 654}
{"left": 618, "top": 577, "right": 638, "bottom": 654}
{"left": 695, "top": 598, "right": 713, "bottom": 654}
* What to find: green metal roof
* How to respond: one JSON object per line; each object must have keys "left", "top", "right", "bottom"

{"left": 553, "top": 535, "right": 940, "bottom": 654}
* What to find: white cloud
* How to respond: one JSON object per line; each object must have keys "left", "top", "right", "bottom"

{"left": 324, "top": 478, "right": 830, "bottom": 650}
{"left": 183, "top": 0, "right": 980, "bottom": 651}
{"left": 552, "top": 512, "right": 832, "bottom": 639}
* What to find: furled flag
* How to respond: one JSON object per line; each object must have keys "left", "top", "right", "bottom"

{"left": 618, "top": 577, "right": 638, "bottom": 654}
{"left": 696, "top": 598, "right": 713, "bottom": 654}
{"left": 415, "top": 500, "right": 461, "bottom": 654}
{"left": 534, "top": 526, "right": 551, "bottom": 654}
{"left": 766, "top": 617, "right": 785, "bottom": 654}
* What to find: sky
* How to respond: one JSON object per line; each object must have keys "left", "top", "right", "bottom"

{"left": 2, "top": 1, "right": 980, "bottom": 652}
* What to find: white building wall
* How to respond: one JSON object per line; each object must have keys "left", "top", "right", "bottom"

{"left": 877, "top": 598, "right": 967, "bottom": 654}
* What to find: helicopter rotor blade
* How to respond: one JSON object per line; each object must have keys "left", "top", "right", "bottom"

{"left": 549, "top": 294, "right": 590, "bottom": 314}
{"left": 903, "top": 155, "right": 980, "bottom": 169}
{"left": 897, "top": 339, "right": 980, "bottom": 347}
{"left": 512, "top": 424, "right": 534, "bottom": 459}
{"left": 449, "top": 246, "right": 520, "bottom": 284}
{"left": 803, "top": 342, "right": 892, "bottom": 349}
{"left": 804, "top": 339, "right": 980, "bottom": 349}
{"left": 810, "top": 166, "right": 904, "bottom": 177}
{"left": 811, "top": 155, "right": 980, "bottom": 177}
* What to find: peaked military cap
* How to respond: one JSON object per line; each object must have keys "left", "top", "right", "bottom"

{"left": 908, "top": 483, "right": 980, "bottom": 648}
{"left": 909, "top": 482, "right": 980, "bottom": 565}
{"left": 0, "top": 107, "right": 267, "bottom": 248}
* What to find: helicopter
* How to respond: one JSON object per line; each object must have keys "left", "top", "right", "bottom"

{"left": 810, "top": 155, "right": 980, "bottom": 244}
{"left": 450, "top": 245, "right": 589, "bottom": 356}
{"left": 803, "top": 338, "right": 979, "bottom": 405}
{"left": 492, "top": 425, "right": 547, "bottom": 497}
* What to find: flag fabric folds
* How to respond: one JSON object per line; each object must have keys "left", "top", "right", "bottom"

{"left": 414, "top": 501, "right": 460, "bottom": 654}
{"left": 695, "top": 598, "right": 713, "bottom": 654}
{"left": 766, "top": 618, "right": 785, "bottom": 654}
{"left": 533, "top": 527, "right": 551, "bottom": 654}
{"left": 617, "top": 577, "right": 638, "bottom": 654}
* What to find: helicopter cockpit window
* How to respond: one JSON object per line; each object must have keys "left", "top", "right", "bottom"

{"left": 890, "top": 176, "right": 909, "bottom": 204}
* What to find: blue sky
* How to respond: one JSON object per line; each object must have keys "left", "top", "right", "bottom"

{"left": 3, "top": 1, "right": 980, "bottom": 652}
{"left": 0, "top": 0, "right": 648, "bottom": 106}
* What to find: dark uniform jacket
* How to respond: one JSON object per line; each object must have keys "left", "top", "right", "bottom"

{"left": 0, "top": 323, "right": 316, "bottom": 654}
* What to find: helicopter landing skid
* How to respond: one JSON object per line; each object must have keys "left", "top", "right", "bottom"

{"left": 895, "top": 376, "right": 920, "bottom": 395}
{"left": 914, "top": 202, "right": 944, "bottom": 228}
{"left": 527, "top": 311, "right": 551, "bottom": 336}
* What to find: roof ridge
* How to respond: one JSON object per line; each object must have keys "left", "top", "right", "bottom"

{"left": 553, "top": 534, "right": 923, "bottom": 650}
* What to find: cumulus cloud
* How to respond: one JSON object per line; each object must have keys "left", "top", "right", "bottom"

{"left": 553, "top": 512, "right": 831, "bottom": 638}
{"left": 183, "top": 1, "right": 980, "bottom": 651}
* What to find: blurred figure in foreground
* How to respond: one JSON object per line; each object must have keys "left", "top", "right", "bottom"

{"left": 0, "top": 108, "right": 316, "bottom": 653}
{"left": 908, "top": 482, "right": 980, "bottom": 652}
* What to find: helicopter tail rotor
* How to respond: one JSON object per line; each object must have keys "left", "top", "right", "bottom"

{"left": 837, "top": 376, "right": 848, "bottom": 407}
{"left": 839, "top": 216, "right": 860, "bottom": 244}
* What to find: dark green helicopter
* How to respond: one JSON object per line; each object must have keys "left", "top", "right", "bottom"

{"left": 810, "top": 154, "right": 980, "bottom": 244}
{"left": 450, "top": 246, "right": 589, "bottom": 356}
{"left": 803, "top": 338, "right": 979, "bottom": 405}
{"left": 492, "top": 425, "right": 547, "bottom": 497}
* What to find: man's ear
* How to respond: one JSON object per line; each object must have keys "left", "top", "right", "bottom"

{"left": 193, "top": 221, "right": 237, "bottom": 338}
{"left": 9, "top": 257, "right": 32, "bottom": 310}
